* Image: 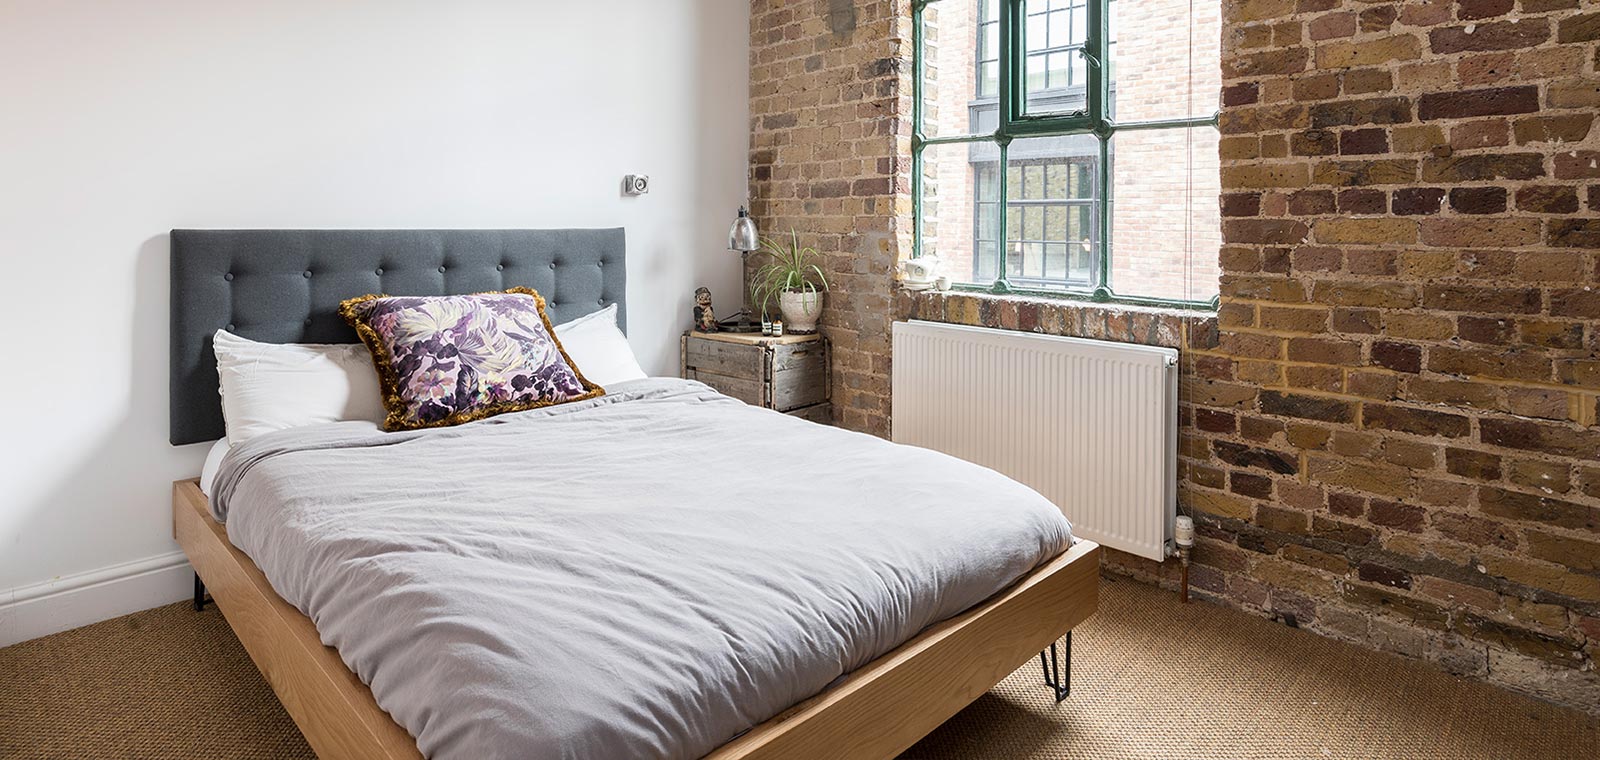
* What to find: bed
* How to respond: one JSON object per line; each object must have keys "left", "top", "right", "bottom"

{"left": 168, "top": 228, "right": 1101, "bottom": 760}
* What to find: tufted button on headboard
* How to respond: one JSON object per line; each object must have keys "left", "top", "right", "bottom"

{"left": 169, "top": 228, "right": 626, "bottom": 445}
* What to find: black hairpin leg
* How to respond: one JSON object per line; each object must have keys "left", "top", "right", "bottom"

{"left": 193, "top": 572, "right": 209, "bottom": 612}
{"left": 1039, "top": 631, "right": 1072, "bottom": 702}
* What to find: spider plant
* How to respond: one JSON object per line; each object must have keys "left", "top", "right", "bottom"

{"left": 750, "top": 229, "right": 829, "bottom": 316}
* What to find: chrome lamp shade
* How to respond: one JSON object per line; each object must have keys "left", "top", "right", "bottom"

{"left": 728, "top": 206, "right": 760, "bottom": 252}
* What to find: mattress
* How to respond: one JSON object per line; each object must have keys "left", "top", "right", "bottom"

{"left": 211, "top": 378, "right": 1074, "bottom": 760}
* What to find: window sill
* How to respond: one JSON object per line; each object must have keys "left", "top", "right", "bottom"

{"left": 894, "top": 286, "right": 1218, "bottom": 351}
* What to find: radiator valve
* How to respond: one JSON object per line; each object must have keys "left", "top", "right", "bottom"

{"left": 1174, "top": 516, "right": 1195, "bottom": 553}
{"left": 1174, "top": 516, "right": 1195, "bottom": 603}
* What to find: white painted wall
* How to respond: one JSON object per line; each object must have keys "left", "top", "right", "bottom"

{"left": 0, "top": 0, "right": 750, "bottom": 643}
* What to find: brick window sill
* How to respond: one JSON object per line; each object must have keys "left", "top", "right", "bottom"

{"left": 893, "top": 285, "right": 1218, "bottom": 351}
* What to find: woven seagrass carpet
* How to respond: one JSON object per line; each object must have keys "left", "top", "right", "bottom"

{"left": 2, "top": 576, "right": 1594, "bottom": 759}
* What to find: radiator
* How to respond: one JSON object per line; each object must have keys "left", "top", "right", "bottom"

{"left": 891, "top": 320, "right": 1179, "bottom": 561}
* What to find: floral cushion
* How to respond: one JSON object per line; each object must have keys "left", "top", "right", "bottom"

{"left": 339, "top": 288, "right": 603, "bottom": 430}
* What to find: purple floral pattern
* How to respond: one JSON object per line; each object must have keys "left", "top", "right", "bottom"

{"left": 340, "top": 288, "right": 602, "bottom": 430}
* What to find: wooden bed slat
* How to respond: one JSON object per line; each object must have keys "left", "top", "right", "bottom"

{"left": 174, "top": 479, "right": 1100, "bottom": 760}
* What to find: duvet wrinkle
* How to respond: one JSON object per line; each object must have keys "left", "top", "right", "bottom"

{"left": 218, "top": 377, "right": 1073, "bottom": 760}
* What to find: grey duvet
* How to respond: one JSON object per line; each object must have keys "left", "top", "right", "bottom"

{"left": 213, "top": 378, "right": 1073, "bottom": 760}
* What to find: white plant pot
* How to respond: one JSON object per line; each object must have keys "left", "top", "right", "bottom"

{"left": 779, "top": 290, "right": 824, "bottom": 334}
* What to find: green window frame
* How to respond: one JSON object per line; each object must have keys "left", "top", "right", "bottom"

{"left": 913, "top": 0, "right": 1220, "bottom": 310}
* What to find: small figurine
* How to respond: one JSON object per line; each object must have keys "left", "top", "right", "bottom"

{"left": 693, "top": 287, "right": 719, "bottom": 333}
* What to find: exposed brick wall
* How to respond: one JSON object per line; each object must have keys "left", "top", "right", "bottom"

{"left": 752, "top": 0, "right": 1600, "bottom": 713}
{"left": 748, "top": 0, "right": 913, "bottom": 437}
{"left": 1194, "top": 0, "right": 1600, "bottom": 710}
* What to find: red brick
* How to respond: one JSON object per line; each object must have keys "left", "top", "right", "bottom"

{"left": 1369, "top": 500, "right": 1427, "bottom": 532}
{"left": 1291, "top": 130, "right": 1339, "bottom": 156}
{"left": 1371, "top": 341, "right": 1423, "bottom": 373}
{"left": 1481, "top": 418, "right": 1600, "bottom": 459}
{"left": 1549, "top": 220, "right": 1600, "bottom": 249}
{"left": 1337, "top": 189, "right": 1386, "bottom": 214}
{"left": 1222, "top": 192, "right": 1264, "bottom": 217}
{"left": 1418, "top": 86, "right": 1540, "bottom": 120}
{"left": 1429, "top": 20, "right": 1551, "bottom": 54}
{"left": 1422, "top": 285, "right": 1541, "bottom": 314}
{"left": 1392, "top": 187, "right": 1446, "bottom": 215}
{"left": 1479, "top": 487, "right": 1599, "bottom": 532}
{"left": 1420, "top": 154, "right": 1546, "bottom": 182}
{"left": 1261, "top": 391, "right": 1358, "bottom": 423}
{"left": 1513, "top": 115, "right": 1593, "bottom": 146}
{"left": 1359, "top": 6, "right": 1397, "bottom": 32}
{"left": 1196, "top": 408, "right": 1239, "bottom": 434}
{"left": 1339, "top": 128, "right": 1389, "bottom": 155}
{"left": 1309, "top": 97, "right": 1412, "bottom": 128}
{"left": 1223, "top": 219, "right": 1312, "bottom": 245}
{"left": 1556, "top": 12, "right": 1600, "bottom": 43}
{"left": 1418, "top": 219, "right": 1541, "bottom": 249}
{"left": 1447, "top": 448, "right": 1503, "bottom": 480}
{"left": 1362, "top": 404, "right": 1472, "bottom": 438}
{"left": 1553, "top": 151, "right": 1600, "bottom": 181}
{"left": 1458, "top": 316, "right": 1513, "bottom": 345}
{"left": 1223, "top": 82, "right": 1260, "bottom": 107}
{"left": 1308, "top": 11, "right": 1356, "bottom": 40}
{"left": 1516, "top": 186, "right": 1580, "bottom": 214}
{"left": 1458, "top": 0, "right": 1515, "bottom": 20}
{"left": 1447, "top": 187, "right": 1508, "bottom": 215}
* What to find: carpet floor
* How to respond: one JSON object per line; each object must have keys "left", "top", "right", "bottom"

{"left": 2, "top": 576, "right": 1594, "bottom": 759}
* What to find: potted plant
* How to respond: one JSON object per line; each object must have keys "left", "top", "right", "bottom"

{"left": 750, "top": 229, "right": 829, "bottom": 334}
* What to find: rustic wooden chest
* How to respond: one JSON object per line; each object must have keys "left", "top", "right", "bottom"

{"left": 680, "top": 331, "right": 831, "bottom": 423}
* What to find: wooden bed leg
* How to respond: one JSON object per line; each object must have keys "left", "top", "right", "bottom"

{"left": 1040, "top": 632, "right": 1072, "bottom": 702}
{"left": 193, "top": 572, "right": 208, "bottom": 612}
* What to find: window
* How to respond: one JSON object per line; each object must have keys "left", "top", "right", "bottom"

{"left": 915, "top": 0, "right": 1221, "bottom": 307}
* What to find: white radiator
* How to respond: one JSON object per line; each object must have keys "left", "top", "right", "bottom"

{"left": 892, "top": 320, "right": 1179, "bottom": 561}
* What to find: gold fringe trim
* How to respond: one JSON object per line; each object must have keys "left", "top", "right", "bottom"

{"left": 338, "top": 287, "right": 606, "bottom": 432}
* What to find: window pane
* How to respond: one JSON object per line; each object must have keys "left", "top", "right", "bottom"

{"left": 1026, "top": 53, "right": 1048, "bottom": 93}
{"left": 1109, "top": 127, "right": 1221, "bottom": 301}
{"left": 1005, "top": 134, "right": 1100, "bottom": 291}
{"left": 1024, "top": 206, "right": 1044, "bottom": 239}
{"left": 923, "top": 0, "right": 990, "bottom": 138}
{"left": 976, "top": 162, "right": 1000, "bottom": 201}
{"left": 1021, "top": 0, "right": 1089, "bottom": 117}
{"left": 1021, "top": 243, "right": 1045, "bottom": 278}
{"left": 1027, "top": 10, "right": 1048, "bottom": 46}
{"left": 1024, "top": 164, "right": 1046, "bottom": 200}
{"left": 976, "top": 242, "right": 999, "bottom": 282}
{"left": 921, "top": 141, "right": 996, "bottom": 288}
{"left": 1044, "top": 164, "right": 1068, "bottom": 198}
{"left": 977, "top": 201, "right": 998, "bottom": 240}
{"left": 1071, "top": 205, "right": 1094, "bottom": 281}
{"left": 1108, "top": 0, "right": 1221, "bottom": 123}
{"left": 1044, "top": 206, "right": 1066, "bottom": 237}
{"left": 1045, "top": 243, "right": 1069, "bottom": 279}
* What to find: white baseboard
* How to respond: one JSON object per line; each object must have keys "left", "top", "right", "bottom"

{"left": 0, "top": 551, "right": 193, "bottom": 648}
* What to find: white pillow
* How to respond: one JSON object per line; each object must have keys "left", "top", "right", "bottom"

{"left": 212, "top": 330, "right": 385, "bottom": 444}
{"left": 198, "top": 437, "right": 230, "bottom": 498}
{"left": 553, "top": 304, "right": 647, "bottom": 386}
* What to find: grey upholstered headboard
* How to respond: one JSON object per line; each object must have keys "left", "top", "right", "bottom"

{"left": 170, "top": 228, "right": 626, "bottom": 445}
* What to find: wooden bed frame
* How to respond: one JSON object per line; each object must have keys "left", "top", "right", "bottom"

{"left": 174, "top": 479, "right": 1100, "bottom": 760}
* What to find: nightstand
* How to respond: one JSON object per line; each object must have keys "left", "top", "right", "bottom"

{"left": 681, "top": 331, "right": 831, "bottom": 423}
